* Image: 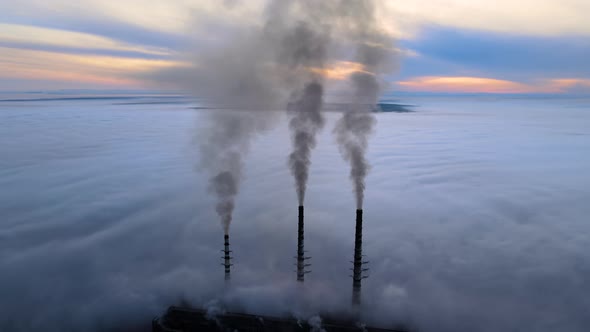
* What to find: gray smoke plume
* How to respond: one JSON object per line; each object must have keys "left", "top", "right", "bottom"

{"left": 288, "top": 81, "right": 325, "bottom": 205}
{"left": 193, "top": 2, "right": 333, "bottom": 232}
{"left": 264, "top": 5, "right": 331, "bottom": 206}
{"left": 335, "top": 110, "right": 376, "bottom": 209}
{"left": 145, "top": 0, "right": 397, "bottom": 227}
{"left": 333, "top": 1, "right": 395, "bottom": 209}
{"left": 198, "top": 112, "right": 253, "bottom": 234}
{"left": 271, "top": 1, "right": 393, "bottom": 206}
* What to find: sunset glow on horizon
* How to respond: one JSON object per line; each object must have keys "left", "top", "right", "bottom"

{"left": 396, "top": 77, "right": 590, "bottom": 94}
{"left": 0, "top": 0, "right": 589, "bottom": 94}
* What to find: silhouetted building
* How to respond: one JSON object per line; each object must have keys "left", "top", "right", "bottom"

{"left": 153, "top": 306, "right": 403, "bottom": 332}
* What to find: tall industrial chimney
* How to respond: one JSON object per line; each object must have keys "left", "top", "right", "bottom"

{"left": 223, "top": 234, "right": 232, "bottom": 281}
{"left": 296, "top": 206, "right": 311, "bottom": 281}
{"left": 351, "top": 209, "right": 368, "bottom": 306}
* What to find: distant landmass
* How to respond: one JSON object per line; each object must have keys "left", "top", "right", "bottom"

{"left": 376, "top": 103, "right": 414, "bottom": 113}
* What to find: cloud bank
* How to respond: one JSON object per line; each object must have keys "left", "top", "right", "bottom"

{"left": 1, "top": 97, "right": 590, "bottom": 331}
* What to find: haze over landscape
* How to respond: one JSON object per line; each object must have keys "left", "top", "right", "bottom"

{"left": 1, "top": 1, "right": 589, "bottom": 332}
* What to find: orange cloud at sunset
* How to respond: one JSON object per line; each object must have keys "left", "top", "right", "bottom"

{"left": 308, "top": 61, "right": 369, "bottom": 80}
{"left": 397, "top": 76, "right": 543, "bottom": 93}
{"left": 396, "top": 76, "right": 590, "bottom": 94}
{"left": 0, "top": 47, "right": 187, "bottom": 87}
{"left": 545, "top": 79, "right": 590, "bottom": 92}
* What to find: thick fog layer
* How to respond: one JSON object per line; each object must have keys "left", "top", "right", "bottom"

{"left": 1, "top": 96, "right": 589, "bottom": 331}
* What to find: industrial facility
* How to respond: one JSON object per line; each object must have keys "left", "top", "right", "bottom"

{"left": 153, "top": 306, "right": 403, "bottom": 332}
{"left": 150, "top": 208, "right": 397, "bottom": 332}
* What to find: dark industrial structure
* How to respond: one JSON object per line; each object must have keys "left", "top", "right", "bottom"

{"left": 153, "top": 306, "right": 404, "bottom": 332}
{"left": 222, "top": 234, "right": 232, "bottom": 281}
{"left": 296, "top": 205, "right": 311, "bottom": 281}
{"left": 351, "top": 209, "right": 369, "bottom": 306}
{"left": 152, "top": 209, "right": 388, "bottom": 331}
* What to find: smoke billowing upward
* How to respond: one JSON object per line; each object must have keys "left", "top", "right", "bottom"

{"left": 146, "top": 0, "right": 397, "bottom": 226}
{"left": 267, "top": 6, "right": 330, "bottom": 206}
{"left": 333, "top": 1, "right": 395, "bottom": 209}
{"left": 268, "top": 0, "right": 394, "bottom": 206}
{"left": 288, "top": 81, "right": 325, "bottom": 205}
{"left": 210, "top": 170, "right": 237, "bottom": 235}
{"left": 198, "top": 109, "right": 271, "bottom": 234}
{"left": 335, "top": 111, "right": 375, "bottom": 209}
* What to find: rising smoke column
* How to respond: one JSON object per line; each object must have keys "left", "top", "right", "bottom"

{"left": 288, "top": 81, "right": 325, "bottom": 205}
{"left": 335, "top": 109, "right": 375, "bottom": 209}
{"left": 334, "top": 1, "right": 394, "bottom": 209}
{"left": 268, "top": 7, "right": 331, "bottom": 206}
{"left": 193, "top": 2, "right": 328, "bottom": 232}
{"left": 185, "top": 11, "right": 285, "bottom": 235}
{"left": 146, "top": 0, "right": 395, "bottom": 225}
{"left": 198, "top": 111, "right": 261, "bottom": 234}
{"left": 195, "top": 1, "right": 336, "bottom": 231}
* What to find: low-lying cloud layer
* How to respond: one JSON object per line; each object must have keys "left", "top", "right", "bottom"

{"left": 1, "top": 96, "right": 590, "bottom": 331}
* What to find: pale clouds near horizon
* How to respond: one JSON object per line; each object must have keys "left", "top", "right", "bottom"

{"left": 3, "top": 0, "right": 590, "bottom": 38}
{"left": 0, "top": 0, "right": 589, "bottom": 92}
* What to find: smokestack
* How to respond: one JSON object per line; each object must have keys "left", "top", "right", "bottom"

{"left": 296, "top": 205, "right": 311, "bottom": 281}
{"left": 351, "top": 209, "right": 368, "bottom": 306}
{"left": 223, "top": 234, "right": 232, "bottom": 281}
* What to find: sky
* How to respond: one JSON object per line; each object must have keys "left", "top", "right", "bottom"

{"left": 0, "top": 0, "right": 589, "bottom": 94}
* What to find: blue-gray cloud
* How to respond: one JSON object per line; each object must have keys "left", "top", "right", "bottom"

{"left": 0, "top": 17, "right": 183, "bottom": 51}
{"left": 399, "top": 27, "right": 590, "bottom": 80}
{"left": 0, "top": 41, "right": 171, "bottom": 60}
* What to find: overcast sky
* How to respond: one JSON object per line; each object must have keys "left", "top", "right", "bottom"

{"left": 0, "top": 0, "right": 589, "bottom": 93}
